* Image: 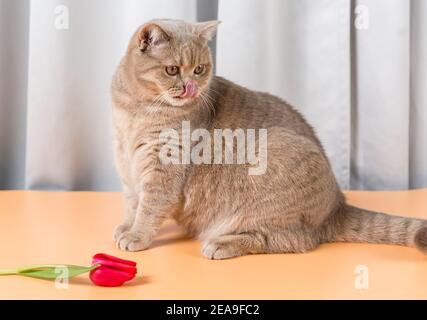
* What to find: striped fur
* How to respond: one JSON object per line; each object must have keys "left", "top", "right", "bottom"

{"left": 322, "top": 205, "right": 427, "bottom": 248}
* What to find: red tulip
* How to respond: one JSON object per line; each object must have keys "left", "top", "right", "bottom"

{"left": 90, "top": 253, "right": 137, "bottom": 287}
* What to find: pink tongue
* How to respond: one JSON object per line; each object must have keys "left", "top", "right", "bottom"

{"left": 181, "top": 81, "right": 197, "bottom": 98}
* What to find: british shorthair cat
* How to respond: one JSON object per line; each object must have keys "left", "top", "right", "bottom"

{"left": 111, "top": 19, "right": 427, "bottom": 259}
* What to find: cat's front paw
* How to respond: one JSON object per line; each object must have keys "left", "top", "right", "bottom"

{"left": 113, "top": 223, "right": 132, "bottom": 242}
{"left": 116, "top": 231, "right": 151, "bottom": 252}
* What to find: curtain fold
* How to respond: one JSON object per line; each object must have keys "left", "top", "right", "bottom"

{"left": 0, "top": 0, "right": 29, "bottom": 189}
{"left": 217, "top": 0, "right": 352, "bottom": 189}
{"left": 351, "top": 0, "right": 411, "bottom": 190}
{"left": 410, "top": 0, "right": 427, "bottom": 189}
{"left": 0, "top": 0, "right": 426, "bottom": 191}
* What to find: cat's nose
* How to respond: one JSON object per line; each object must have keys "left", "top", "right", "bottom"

{"left": 180, "top": 80, "right": 198, "bottom": 98}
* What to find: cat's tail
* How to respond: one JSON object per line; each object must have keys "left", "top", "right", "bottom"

{"left": 322, "top": 204, "right": 427, "bottom": 253}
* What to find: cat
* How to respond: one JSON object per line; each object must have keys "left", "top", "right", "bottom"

{"left": 111, "top": 19, "right": 427, "bottom": 259}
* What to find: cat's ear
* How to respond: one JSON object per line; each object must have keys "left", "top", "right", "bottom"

{"left": 138, "top": 22, "right": 170, "bottom": 52}
{"left": 196, "top": 20, "right": 221, "bottom": 41}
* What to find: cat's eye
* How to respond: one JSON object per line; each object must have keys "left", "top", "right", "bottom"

{"left": 194, "top": 64, "right": 205, "bottom": 75}
{"left": 165, "top": 66, "right": 179, "bottom": 76}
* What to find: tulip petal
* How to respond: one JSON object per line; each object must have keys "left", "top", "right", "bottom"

{"left": 92, "top": 253, "right": 137, "bottom": 275}
{"left": 89, "top": 254, "right": 138, "bottom": 287}
{"left": 92, "top": 253, "right": 136, "bottom": 266}
{"left": 89, "top": 266, "right": 136, "bottom": 287}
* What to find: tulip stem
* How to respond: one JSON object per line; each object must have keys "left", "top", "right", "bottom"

{"left": 0, "top": 264, "right": 100, "bottom": 277}
{"left": 0, "top": 269, "right": 18, "bottom": 276}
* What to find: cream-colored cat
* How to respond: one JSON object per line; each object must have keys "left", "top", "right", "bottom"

{"left": 111, "top": 19, "right": 427, "bottom": 259}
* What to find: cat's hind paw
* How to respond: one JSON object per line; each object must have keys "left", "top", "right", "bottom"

{"left": 201, "top": 239, "right": 243, "bottom": 260}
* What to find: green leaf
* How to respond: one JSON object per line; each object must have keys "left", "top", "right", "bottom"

{"left": 15, "top": 264, "right": 99, "bottom": 280}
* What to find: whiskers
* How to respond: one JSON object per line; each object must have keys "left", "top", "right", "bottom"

{"left": 199, "top": 88, "right": 216, "bottom": 117}
{"left": 145, "top": 92, "right": 168, "bottom": 115}
{"left": 168, "top": 86, "right": 183, "bottom": 98}
{"left": 144, "top": 86, "right": 217, "bottom": 120}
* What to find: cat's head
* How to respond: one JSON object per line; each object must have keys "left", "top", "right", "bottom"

{"left": 122, "top": 19, "right": 219, "bottom": 107}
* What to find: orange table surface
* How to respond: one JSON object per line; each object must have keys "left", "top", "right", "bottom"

{"left": 1, "top": 190, "right": 427, "bottom": 300}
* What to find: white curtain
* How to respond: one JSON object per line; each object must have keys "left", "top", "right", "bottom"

{"left": 217, "top": 0, "right": 352, "bottom": 188}
{"left": 0, "top": 0, "right": 426, "bottom": 191}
